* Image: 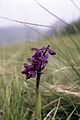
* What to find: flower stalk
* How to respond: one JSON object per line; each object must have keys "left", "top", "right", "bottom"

{"left": 36, "top": 71, "right": 42, "bottom": 120}
{"left": 22, "top": 45, "right": 56, "bottom": 120}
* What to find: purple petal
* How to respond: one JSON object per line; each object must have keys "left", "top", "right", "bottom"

{"left": 28, "top": 58, "right": 33, "bottom": 63}
{"left": 31, "top": 48, "right": 39, "bottom": 51}
{"left": 24, "top": 63, "right": 28, "bottom": 68}
{"left": 31, "top": 71, "right": 37, "bottom": 78}
{"left": 26, "top": 73, "right": 32, "bottom": 79}
{"left": 48, "top": 49, "right": 56, "bottom": 55}
{"left": 22, "top": 69, "right": 27, "bottom": 74}
{"left": 39, "top": 54, "right": 48, "bottom": 62}
{"left": 45, "top": 54, "right": 48, "bottom": 59}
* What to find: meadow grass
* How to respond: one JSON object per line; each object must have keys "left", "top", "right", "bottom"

{"left": 0, "top": 35, "right": 80, "bottom": 120}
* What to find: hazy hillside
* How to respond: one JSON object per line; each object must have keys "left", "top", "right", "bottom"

{"left": 0, "top": 20, "right": 67, "bottom": 45}
{"left": 0, "top": 26, "right": 42, "bottom": 45}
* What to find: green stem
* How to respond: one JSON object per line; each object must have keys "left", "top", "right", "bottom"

{"left": 35, "top": 72, "right": 42, "bottom": 120}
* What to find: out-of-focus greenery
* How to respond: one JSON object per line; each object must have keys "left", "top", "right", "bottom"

{"left": 62, "top": 18, "right": 80, "bottom": 35}
{"left": 0, "top": 34, "right": 80, "bottom": 120}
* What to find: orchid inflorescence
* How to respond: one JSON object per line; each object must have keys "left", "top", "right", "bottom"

{"left": 22, "top": 45, "right": 56, "bottom": 79}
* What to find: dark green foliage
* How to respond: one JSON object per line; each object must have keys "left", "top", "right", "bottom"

{"left": 62, "top": 18, "right": 80, "bottom": 35}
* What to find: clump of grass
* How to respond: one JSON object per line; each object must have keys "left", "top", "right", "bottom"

{"left": 0, "top": 34, "right": 80, "bottom": 119}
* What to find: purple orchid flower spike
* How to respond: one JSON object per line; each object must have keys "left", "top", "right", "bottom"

{"left": 22, "top": 45, "right": 56, "bottom": 79}
{"left": 22, "top": 45, "right": 56, "bottom": 120}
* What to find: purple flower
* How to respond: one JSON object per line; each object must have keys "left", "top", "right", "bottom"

{"left": 22, "top": 63, "right": 37, "bottom": 79}
{"left": 22, "top": 45, "right": 56, "bottom": 79}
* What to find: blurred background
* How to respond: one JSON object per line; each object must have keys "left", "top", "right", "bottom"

{"left": 0, "top": 1, "right": 80, "bottom": 119}
{"left": 0, "top": 0, "right": 80, "bottom": 45}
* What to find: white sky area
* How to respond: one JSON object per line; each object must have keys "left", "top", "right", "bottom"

{"left": 0, "top": 0, "right": 80, "bottom": 29}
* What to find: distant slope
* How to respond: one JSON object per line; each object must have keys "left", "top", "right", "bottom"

{"left": 0, "top": 20, "right": 67, "bottom": 45}
{"left": 0, "top": 26, "right": 41, "bottom": 45}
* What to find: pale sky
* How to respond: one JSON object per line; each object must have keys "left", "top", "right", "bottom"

{"left": 0, "top": 0, "right": 80, "bottom": 28}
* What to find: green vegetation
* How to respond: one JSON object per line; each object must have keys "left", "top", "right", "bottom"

{"left": 62, "top": 18, "right": 80, "bottom": 35}
{"left": 0, "top": 34, "right": 80, "bottom": 120}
